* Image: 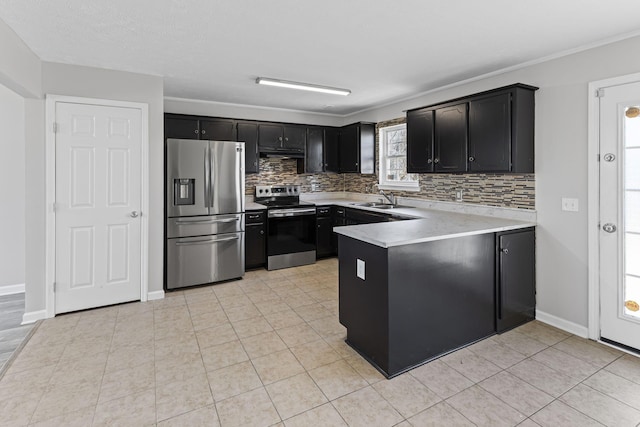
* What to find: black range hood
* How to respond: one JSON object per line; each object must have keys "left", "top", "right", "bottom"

{"left": 259, "top": 148, "right": 304, "bottom": 159}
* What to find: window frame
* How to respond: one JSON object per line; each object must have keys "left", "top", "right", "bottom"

{"left": 378, "top": 123, "right": 419, "bottom": 192}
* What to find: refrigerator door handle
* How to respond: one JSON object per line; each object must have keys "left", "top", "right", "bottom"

{"left": 209, "top": 144, "right": 215, "bottom": 210}
{"left": 238, "top": 146, "right": 244, "bottom": 212}
{"left": 204, "top": 144, "right": 211, "bottom": 208}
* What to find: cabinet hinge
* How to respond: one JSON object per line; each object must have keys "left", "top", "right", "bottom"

{"left": 597, "top": 153, "right": 600, "bottom": 162}
{"left": 52, "top": 122, "right": 58, "bottom": 133}
{"left": 596, "top": 88, "right": 605, "bottom": 98}
{"left": 53, "top": 282, "right": 56, "bottom": 292}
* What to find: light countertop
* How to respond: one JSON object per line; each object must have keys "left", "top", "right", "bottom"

{"left": 303, "top": 195, "right": 535, "bottom": 248}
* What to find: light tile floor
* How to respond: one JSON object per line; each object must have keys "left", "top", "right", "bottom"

{"left": 1, "top": 258, "right": 640, "bottom": 426}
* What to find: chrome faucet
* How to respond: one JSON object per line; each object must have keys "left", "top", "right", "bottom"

{"left": 379, "top": 189, "right": 395, "bottom": 205}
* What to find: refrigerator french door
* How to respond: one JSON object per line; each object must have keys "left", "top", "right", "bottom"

{"left": 166, "top": 138, "right": 245, "bottom": 290}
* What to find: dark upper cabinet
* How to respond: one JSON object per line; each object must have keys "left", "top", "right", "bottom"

{"left": 339, "top": 123, "right": 375, "bottom": 174}
{"left": 468, "top": 92, "right": 511, "bottom": 172}
{"left": 324, "top": 127, "right": 340, "bottom": 172}
{"left": 258, "top": 124, "right": 283, "bottom": 150}
{"left": 406, "top": 109, "right": 434, "bottom": 173}
{"left": 200, "top": 119, "right": 236, "bottom": 141}
{"left": 237, "top": 122, "right": 259, "bottom": 174}
{"left": 496, "top": 228, "right": 536, "bottom": 333}
{"left": 406, "top": 83, "right": 537, "bottom": 174}
{"left": 258, "top": 124, "right": 306, "bottom": 152}
{"left": 301, "top": 127, "right": 324, "bottom": 173}
{"left": 434, "top": 103, "right": 468, "bottom": 173}
{"left": 283, "top": 126, "right": 306, "bottom": 150}
{"left": 165, "top": 116, "right": 199, "bottom": 139}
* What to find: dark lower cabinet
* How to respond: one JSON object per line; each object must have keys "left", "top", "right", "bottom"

{"left": 316, "top": 206, "right": 333, "bottom": 258}
{"left": 245, "top": 210, "right": 266, "bottom": 269}
{"left": 331, "top": 207, "right": 346, "bottom": 254}
{"left": 496, "top": 228, "right": 536, "bottom": 332}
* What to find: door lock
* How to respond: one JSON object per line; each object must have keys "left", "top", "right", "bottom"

{"left": 602, "top": 223, "right": 617, "bottom": 233}
{"left": 603, "top": 153, "right": 616, "bottom": 162}
{"left": 130, "top": 211, "right": 139, "bottom": 218}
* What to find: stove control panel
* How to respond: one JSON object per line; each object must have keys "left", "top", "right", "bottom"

{"left": 255, "top": 185, "right": 300, "bottom": 198}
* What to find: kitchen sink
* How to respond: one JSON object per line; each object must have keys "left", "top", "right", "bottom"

{"left": 352, "top": 202, "right": 414, "bottom": 209}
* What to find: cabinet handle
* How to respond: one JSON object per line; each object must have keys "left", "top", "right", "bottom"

{"left": 260, "top": 230, "right": 264, "bottom": 235}
{"left": 355, "top": 162, "right": 358, "bottom": 166}
{"left": 502, "top": 248, "right": 509, "bottom": 254}
{"left": 427, "top": 158, "right": 433, "bottom": 164}
{"left": 202, "top": 129, "right": 206, "bottom": 135}
{"left": 285, "top": 137, "right": 289, "bottom": 142}
{"left": 194, "top": 129, "right": 199, "bottom": 134}
{"left": 434, "top": 158, "right": 440, "bottom": 164}
{"left": 468, "top": 156, "right": 475, "bottom": 162}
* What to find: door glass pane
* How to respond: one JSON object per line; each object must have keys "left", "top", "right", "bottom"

{"left": 624, "top": 106, "right": 640, "bottom": 319}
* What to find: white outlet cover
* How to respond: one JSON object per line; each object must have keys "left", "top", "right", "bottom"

{"left": 356, "top": 259, "right": 365, "bottom": 280}
{"left": 561, "top": 197, "right": 579, "bottom": 212}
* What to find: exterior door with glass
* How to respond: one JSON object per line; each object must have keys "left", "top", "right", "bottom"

{"left": 599, "top": 81, "right": 640, "bottom": 350}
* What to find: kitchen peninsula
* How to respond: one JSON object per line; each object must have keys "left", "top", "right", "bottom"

{"left": 333, "top": 207, "right": 536, "bottom": 378}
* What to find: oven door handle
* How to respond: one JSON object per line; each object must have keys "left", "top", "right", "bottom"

{"left": 175, "top": 235, "right": 240, "bottom": 246}
{"left": 268, "top": 208, "right": 317, "bottom": 218}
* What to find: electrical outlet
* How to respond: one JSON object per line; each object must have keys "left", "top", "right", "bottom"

{"left": 311, "top": 183, "right": 318, "bottom": 191}
{"left": 357, "top": 259, "right": 365, "bottom": 280}
{"left": 561, "top": 197, "right": 579, "bottom": 212}
{"left": 455, "top": 190, "right": 463, "bottom": 202}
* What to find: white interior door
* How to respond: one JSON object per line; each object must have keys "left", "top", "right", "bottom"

{"left": 55, "top": 101, "right": 142, "bottom": 314}
{"left": 599, "top": 81, "right": 640, "bottom": 350}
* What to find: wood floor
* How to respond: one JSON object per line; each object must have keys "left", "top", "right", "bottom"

{"left": 0, "top": 293, "right": 33, "bottom": 372}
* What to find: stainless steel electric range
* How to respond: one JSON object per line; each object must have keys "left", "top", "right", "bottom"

{"left": 254, "top": 185, "right": 316, "bottom": 270}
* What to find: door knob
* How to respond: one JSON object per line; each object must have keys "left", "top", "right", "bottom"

{"left": 602, "top": 223, "right": 617, "bottom": 233}
{"left": 130, "top": 211, "right": 139, "bottom": 218}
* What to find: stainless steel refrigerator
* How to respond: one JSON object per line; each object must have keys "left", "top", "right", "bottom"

{"left": 165, "top": 138, "right": 245, "bottom": 290}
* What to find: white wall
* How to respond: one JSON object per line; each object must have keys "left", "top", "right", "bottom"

{"left": 347, "top": 35, "right": 640, "bottom": 331}
{"left": 0, "top": 83, "right": 25, "bottom": 292}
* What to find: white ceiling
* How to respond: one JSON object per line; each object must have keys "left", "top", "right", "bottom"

{"left": 2, "top": 0, "right": 640, "bottom": 115}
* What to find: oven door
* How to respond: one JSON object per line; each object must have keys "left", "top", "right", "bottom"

{"left": 267, "top": 207, "right": 316, "bottom": 269}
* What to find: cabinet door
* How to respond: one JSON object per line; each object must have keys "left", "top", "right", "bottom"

{"left": 237, "top": 122, "right": 259, "bottom": 174}
{"left": 200, "top": 119, "right": 236, "bottom": 141}
{"left": 245, "top": 223, "right": 266, "bottom": 269}
{"left": 332, "top": 207, "right": 346, "bottom": 254}
{"left": 305, "top": 127, "right": 324, "bottom": 173}
{"left": 434, "top": 104, "right": 468, "bottom": 172}
{"left": 469, "top": 93, "right": 511, "bottom": 172}
{"left": 339, "top": 125, "right": 359, "bottom": 173}
{"left": 258, "top": 124, "right": 283, "bottom": 149}
{"left": 406, "top": 109, "right": 434, "bottom": 173}
{"left": 324, "top": 127, "right": 340, "bottom": 172}
{"left": 497, "top": 229, "right": 535, "bottom": 333}
{"left": 316, "top": 216, "right": 333, "bottom": 258}
{"left": 165, "top": 117, "right": 199, "bottom": 139}
{"left": 283, "top": 126, "right": 306, "bottom": 150}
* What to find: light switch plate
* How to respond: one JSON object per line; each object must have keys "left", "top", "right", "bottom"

{"left": 561, "top": 197, "right": 579, "bottom": 212}
{"left": 356, "top": 259, "right": 365, "bottom": 280}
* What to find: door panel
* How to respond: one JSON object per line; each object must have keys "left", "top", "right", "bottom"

{"left": 55, "top": 102, "right": 142, "bottom": 313}
{"left": 600, "top": 81, "right": 640, "bottom": 350}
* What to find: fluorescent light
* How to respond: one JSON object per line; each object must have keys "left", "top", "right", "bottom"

{"left": 256, "top": 77, "right": 351, "bottom": 96}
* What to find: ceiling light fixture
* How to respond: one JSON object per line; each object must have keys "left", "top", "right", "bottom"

{"left": 256, "top": 77, "right": 351, "bottom": 96}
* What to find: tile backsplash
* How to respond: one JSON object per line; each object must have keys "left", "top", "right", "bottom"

{"left": 245, "top": 117, "right": 535, "bottom": 210}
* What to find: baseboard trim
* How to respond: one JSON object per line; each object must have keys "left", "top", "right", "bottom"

{"left": 0, "top": 283, "right": 25, "bottom": 296}
{"left": 536, "top": 309, "right": 588, "bottom": 338}
{"left": 147, "top": 290, "right": 165, "bottom": 301}
{"left": 22, "top": 310, "right": 48, "bottom": 325}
